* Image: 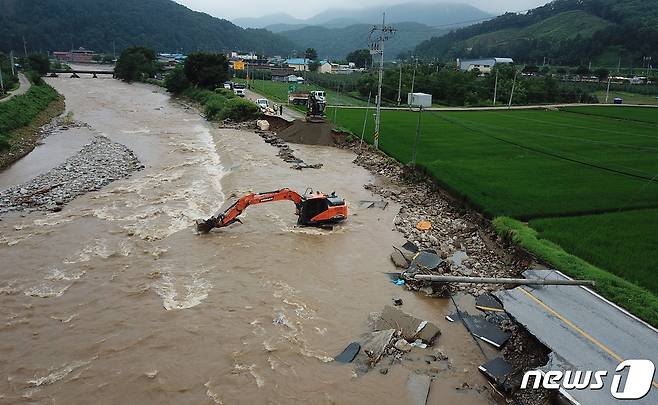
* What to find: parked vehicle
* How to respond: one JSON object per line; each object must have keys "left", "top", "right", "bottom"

{"left": 256, "top": 98, "right": 270, "bottom": 111}
{"left": 288, "top": 90, "right": 326, "bottom": 105}
{"left": 233, "top": 83, "right": 246, "bottom": 97}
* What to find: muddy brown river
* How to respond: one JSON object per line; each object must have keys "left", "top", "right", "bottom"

{"left": 0, "top": 76, "right": 495, "bottom": 404}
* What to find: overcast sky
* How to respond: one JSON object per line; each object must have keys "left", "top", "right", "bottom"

{"left": 174, "top": 0, "right": 550, "bottom": 20}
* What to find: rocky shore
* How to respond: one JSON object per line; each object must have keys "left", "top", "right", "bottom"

{"left": 0, "top": 136, "right": 142, "bottom": 214}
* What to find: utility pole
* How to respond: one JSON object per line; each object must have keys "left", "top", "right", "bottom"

{"left": 22, "top": 36, "right": 28, "bottom": 56}
{"left": 360, "top": 91, "right": 372, "bottom": 152}
{"left": 0, "top": 68, "right": 4, "bottom": 95}
{"left": 10, "top": 50, "right": 15, "bottom": 76}
{"left": 605, "top": 77, "right": 612, "bottom": 103}
{"left": 411, "top": 106, "right": 423, "bottom": 165}
{"left": 617, "top": 57, "right": 621, "bottom": 74}
{"left": 396, "top": 62, "right": 402, "bottom": 106}
{"left": 368, "top": 13, "right": 396, "bottom": 150}
{"left": 410, "top": 57, "right": 418, "bottom": 105}
{"left": 508, "top": 70, "right": 518, "bottom": 109}
{"left": 493, "top": 69, "right": 498, "bottom": 106}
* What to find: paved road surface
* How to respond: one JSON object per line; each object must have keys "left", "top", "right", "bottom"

{"left": 245, "top": 88, "right": 304, "bottom": 122}
{"left": 0, "top": 73, "right": 31, "bottom": 103}
{"left": 496, "top": 269, "right": 658, "bottom": 405}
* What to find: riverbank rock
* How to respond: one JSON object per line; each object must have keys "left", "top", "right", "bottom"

{"left": 0, "top": 136, "right": 141, "bottom": 214}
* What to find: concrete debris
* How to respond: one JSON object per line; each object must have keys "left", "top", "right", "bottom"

{"left": 394, "top": 338, "right": 413, "bottom": 352}
{"left": 255, "top": 130, "right": 323, "bottom": 170}
{"left": 353, "top": 329, "right": 396, "bottom": 373}
{"left": 256, "top": 120, "right": 270, "bottom": 131}
{"left": 406, "top": 373, "right": 431, "bottom": 405}
{"left": 375, "top": 305, "right": 440, "bottom": 344}
{"left": 334, "top": 342, "right": 361, "bottom": 363}
{"left": 358, "top": 200, "right": 388, "bottom": 210}
{"left": 390, "top": 249, "right": 409, "bottom": 268}
{"left": 0, "top": 136, "right": 142, "bottom": 214}
{"left": 461, "top": 313, "right": 511, "bottom": 349}
{"left": 349, "top": 144, "right": 532, "bottom": 296}
{"left": 218, "top": 119, "right": 258, "bottom": 130}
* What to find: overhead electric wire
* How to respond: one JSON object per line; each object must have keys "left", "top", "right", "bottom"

{"left": 427, "top": 112, "right": 658, "bottom": 184}
{"left": 476, "top": 112, "right": 658, "bottom": 153}
{"left": 395, "top": 7, "right": 537, "bottom": 33}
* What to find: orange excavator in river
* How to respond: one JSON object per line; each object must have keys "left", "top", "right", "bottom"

{"left": 195, "top": 188, "right": 348, "bottom": 233}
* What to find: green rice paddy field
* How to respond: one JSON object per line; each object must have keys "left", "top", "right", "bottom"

{"left": 330, "top": 105, "right": 658, "bottom": 323}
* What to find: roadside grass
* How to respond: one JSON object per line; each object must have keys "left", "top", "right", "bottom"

{"left": 328, "top": 107, "right": 658, "bottom": 218}
{"left": 562, "top": 105, "right": 658, "bottom": 124}
{"left": 493, "top": 217, "right": 658, "bottom": 328}
{"left": 238, "top": 79, "right": 368, "bottom": 107}
{"left": 530, "top": 209, "right": 658, "bottom": 295}
{"left": 0, "top": 83, "right": 60, "bottom": 150}
{"left": 592, "top": 91, "right": 658, "bottom": 106}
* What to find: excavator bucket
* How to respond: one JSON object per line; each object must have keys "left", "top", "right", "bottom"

{"left": 195, "top": 219, "right": 214, "bottom": 234}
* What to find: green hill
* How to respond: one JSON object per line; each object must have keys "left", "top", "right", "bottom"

{"left": 0, "top": 0, "right": 294, "bottom": 55}
{"left": 279, "top": 22, "right": 447, "bottom": 60}
{"left": 415, "top": 0, "right": 658, "bottom": 66}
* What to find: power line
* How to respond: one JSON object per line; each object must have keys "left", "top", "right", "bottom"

{"left": 429, "top": 113, "right": 658, "bottom": 184}
{"left": 397, "top": 7, "right": 537, "bottom": 33}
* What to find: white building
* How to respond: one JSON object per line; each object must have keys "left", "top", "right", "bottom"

{"left": 458, "top": 58, "right": 514, "bottom": 73}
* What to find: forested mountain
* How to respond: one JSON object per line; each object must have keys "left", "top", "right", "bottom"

{"left": 235, "top": 2, "right": 492, "bottom": 30}
{"left": 414, "top": 0, "right": 658, "bottom": 66}
{"left": 0, "top": 0, "right": 294, "bottom": 55}
{"left": 279, "top": 23, "right": 448, "bottom": 60}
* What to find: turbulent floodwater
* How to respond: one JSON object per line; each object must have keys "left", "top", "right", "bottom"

{"left": 0, "top": 76, "right": 494, "bottom": 404}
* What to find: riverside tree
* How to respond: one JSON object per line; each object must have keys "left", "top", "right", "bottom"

{"left": 183, "top": 52, "right": 229, "bottom": 89}
{"left": 114, "top": 46, "right": 158, "bottom": 82}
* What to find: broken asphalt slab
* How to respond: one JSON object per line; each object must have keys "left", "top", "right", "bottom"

{"left": 334, "top": 342, "right": 360, "bottom": 363}
{"left": 375, "top": 305, "right": 441, "bottom": 344}
{"left": 478, "top": 357, "right": 513, "bottom": 388}
{"left": 461, "top": 313, "right": 510, "bottom": 349}
{"left": 495, "top": 269, "right": 658, "bottom": 405}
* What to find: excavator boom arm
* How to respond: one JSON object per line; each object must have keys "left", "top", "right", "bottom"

{"left": 197, "top": 188, "right": 303, "bottom": 232}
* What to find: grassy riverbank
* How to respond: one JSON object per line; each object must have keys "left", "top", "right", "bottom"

{"left": 0, "top": 83, "right": 64, "bottom": 169}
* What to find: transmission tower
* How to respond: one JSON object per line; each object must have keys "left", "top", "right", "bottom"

{"left": 368, "top": 13, "right": 396, "bottom": 150}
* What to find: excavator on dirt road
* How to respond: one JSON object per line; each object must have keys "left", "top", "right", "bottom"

{"left": 195, "top": 188, "right": 348, "bottom": 233}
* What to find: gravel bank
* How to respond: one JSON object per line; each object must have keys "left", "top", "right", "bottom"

{"left": 0, "top": 136, "right": 142, "bottom": 214}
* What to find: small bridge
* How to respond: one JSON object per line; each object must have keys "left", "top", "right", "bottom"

{"left": 48, "top": 70, "right": 115, "bottom": 78}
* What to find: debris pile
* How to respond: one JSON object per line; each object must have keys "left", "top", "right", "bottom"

{"left": 277, "top": 119, "right": 336, "bottom": 146}
{"left": 446, "top": 293, "right": 551, "bottom": 402}
{"left": 255, "top": 130, "right": 323, "bottom": 170}
{"left": 0, "top": 136, "right": 142, "bottom": 214}
{"left": 350, "top": 144, "right": 531, "bottom": 296}
{"left": 334, "top": 305, "right": 442, "bottom": 376}
{"left": 218, "top": 119, "right": 258, "bottom": 130}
